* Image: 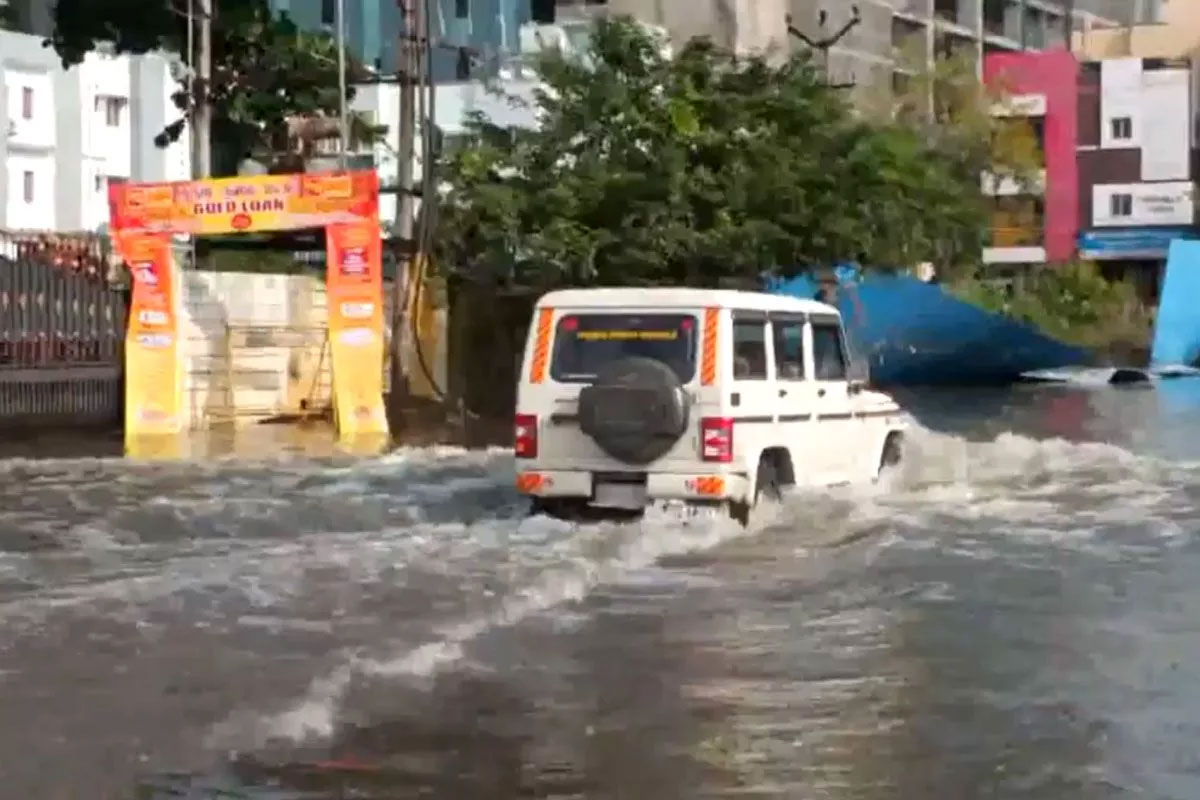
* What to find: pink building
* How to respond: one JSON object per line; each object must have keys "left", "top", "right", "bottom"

{"left": 983, "top": 50, "right": 1080, "bottom": 266}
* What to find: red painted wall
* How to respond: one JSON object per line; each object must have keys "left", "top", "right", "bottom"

{"left": 984, "top": 50, "right": 1079, "bottom": 263}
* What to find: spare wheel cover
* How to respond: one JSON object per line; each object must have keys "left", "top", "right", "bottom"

{"left": 578, "top": 356, "right": 690, "bottom": 465}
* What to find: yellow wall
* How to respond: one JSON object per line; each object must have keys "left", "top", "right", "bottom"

{"left": 1073, "top": 0, "right": 1200, "bottom": 58}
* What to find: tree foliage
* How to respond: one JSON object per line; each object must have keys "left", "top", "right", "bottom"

{"left": 49, "top": 0, "right": 377, "bottom": 173}
{"left": 435, "top": 18, "right": 990, "bottom": 291}
{"left": 890, "top": 45, "right": 1044, "bottom": 190}
{"left": 955, "top": 261, "right": 1152, "bottom": 352}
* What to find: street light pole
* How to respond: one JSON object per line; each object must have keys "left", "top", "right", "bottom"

{"left": 335, "top": 0, "right": 349, "bottom": 170}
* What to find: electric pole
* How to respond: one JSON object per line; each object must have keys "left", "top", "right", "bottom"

{"left": 390, "top": 0, "right": 420, "bottom": 420}
{"left": 336, "top": 0, "right": 349, "bottom": 169}
{"left": 195, "top": 0, "right": 213, "bottom": 178}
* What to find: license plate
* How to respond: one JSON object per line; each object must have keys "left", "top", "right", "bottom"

{"left": 593, "top": 482, "right": 647, "bottom": 509}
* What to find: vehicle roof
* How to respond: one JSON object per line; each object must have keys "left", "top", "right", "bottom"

{"left": 537, "top": 287, "right": 839, "bottom": 316}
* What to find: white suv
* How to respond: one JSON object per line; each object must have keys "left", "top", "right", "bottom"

{"left": 513, "top": 287, "right": 906, "bottom": 524}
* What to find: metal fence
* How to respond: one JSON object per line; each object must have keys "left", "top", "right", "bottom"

{"left": 0, "top": 236, "right": 127, "bottom": 430}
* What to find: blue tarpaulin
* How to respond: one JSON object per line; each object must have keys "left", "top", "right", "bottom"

{"left": 770, "top": 268, "right": 1089, "bottom": 386}
{"left": 1150, "top": 239, "right": 1200, "bottom": 368}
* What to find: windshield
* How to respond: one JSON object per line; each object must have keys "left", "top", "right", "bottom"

{"left": 549, "top": 312, "right": 698, "bottom": 384}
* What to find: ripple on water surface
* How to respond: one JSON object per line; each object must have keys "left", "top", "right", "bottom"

{"left": 1, "top": 399, "right": 1200, "bottom": 799}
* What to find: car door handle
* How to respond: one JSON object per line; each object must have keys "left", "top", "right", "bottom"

{"left": 817, "top": 388, "right": 826, "bottom": 397}
{"left": 778, "top": 389, "right": 787, "bottom": 397}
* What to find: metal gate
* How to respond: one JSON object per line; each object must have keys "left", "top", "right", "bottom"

{"left": 0, "top": 240, "right": 127, "bottom": 430}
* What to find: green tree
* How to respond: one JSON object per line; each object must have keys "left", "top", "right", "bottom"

{"left": 890, "top": 46, "right": 1043, "bottom": 189}
{"left": 955, "top": 260, "right": 1152, "bottom": 354}
{"left": 49, "top": 0, "right": 380, "bottom": 174}
{"left": 435, "top": 18, "right": 987, "bottom": 291}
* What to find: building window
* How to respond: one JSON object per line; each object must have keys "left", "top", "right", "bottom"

{"left": 321, "top": 0, "right": 334, "bottom": 25}
{"left": 1111, "top": 116, "right": 1133, "bottom": 140}
{"left": 95, "top": 96, "right": 124, "bottom": 127}
{"left": 1110, "top": 193, "right": 1133, "bottom": 217}
{"left": 531, "top": 0, "right": 555, "bottom": 23}
{"left": 21, "top": 87, "right": 32, "bottom": 120}
{"left": 22, "top": 171, "right": 34, "bottom": 203}
{"left": 455, "top": 0, "right": 469, "bottom": 18}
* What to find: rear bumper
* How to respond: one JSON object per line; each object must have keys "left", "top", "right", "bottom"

{"left": 515, "top": 469, "right": 750, "bottom": 505}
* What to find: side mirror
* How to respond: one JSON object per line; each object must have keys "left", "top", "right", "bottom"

{"left": 847, "top": 360, "right": 870, "bottom": 393}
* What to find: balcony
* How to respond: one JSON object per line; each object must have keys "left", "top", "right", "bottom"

{"left": 553, "top": 0, "right": 608, "bottom": 21}
{"left": 894, "top": 0, "right": 932, "bottom": 21}
{"left": 987, "top": 225, "right": 1042, "bottom": 247}
{"left": 934, "top": 0, "right": 978, "bottom": 32}
{"left": 984, "top": 224, "right": 1046, "bottom": 264}
{"left": 982, "top": 169, "right": 1047, "bottom": 196}
{"left": 891, "top": 16, "right": 927, "bottom": 62}
{"left": 982, "top": 0, "right": 1022, "bottom": 41}
{"left": 935, "top": 30, "right": 979, "bottom": 64}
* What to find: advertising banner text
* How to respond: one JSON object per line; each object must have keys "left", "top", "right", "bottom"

{"left": 324, "top": 220, "right": 388, "bottom": 438}
{"left": 113, "top": 231, "right": 182, "bottom": 438}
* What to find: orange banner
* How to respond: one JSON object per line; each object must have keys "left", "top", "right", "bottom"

{"left": 113, "top": 230, "right": 183, "bottom": 438}
{"left": 109, "top": 169, "right": 389, "bottom": 447}
{"left": 325, "top": 219, "right": 388, "bottom": 438}
{"left": 109, "top": 171, "right": 380, "bottom": 236}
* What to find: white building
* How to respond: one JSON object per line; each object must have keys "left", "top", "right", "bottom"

{"left": 0, "top": 29, "right": 189, "bottom": 233}
{"left": 343, "top": 79, "right": 541, "bottom": 226}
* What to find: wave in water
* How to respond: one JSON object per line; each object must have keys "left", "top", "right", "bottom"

{"left": 208, "top": 425, "right": 1187, "bottom": 749}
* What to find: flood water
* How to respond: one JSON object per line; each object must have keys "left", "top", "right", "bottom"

{"left": 4, "top": 383, "right": 1200, "bottom": 799}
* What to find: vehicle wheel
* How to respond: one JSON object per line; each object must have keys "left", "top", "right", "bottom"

{"left": 729, "top": 457, "right": 780, "bottom": 527}
{"left": 877, "top": 432, "right": 903, "bottom": 479}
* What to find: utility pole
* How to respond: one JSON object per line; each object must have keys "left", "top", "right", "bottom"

{"left": 195, "top": 0, "right": 213, "bottom": 178}
{"left": 336, "top": 0, "right": 349, "bottom": 169}
{"left": 390, "top": 0, "right": 420, "bottom": 419}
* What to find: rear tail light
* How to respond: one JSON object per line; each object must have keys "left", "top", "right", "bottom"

{"left": 514, "top": 413, "right": 538, "bottom": 458}
{"left": 700, "top": 416, "right": 733, "bottom": 463}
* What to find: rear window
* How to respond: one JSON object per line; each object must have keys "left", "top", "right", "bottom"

{"left": 549, "top": 312, "right": 698, "bottom": 384}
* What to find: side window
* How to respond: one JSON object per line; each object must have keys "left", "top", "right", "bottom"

{"left": 812, "top": 322, "right": 847, "bottom": 381}
{"left": 731, "top": 318, "right": 767, "bottom": 380}
{"left": 772, "top": 318, "right": 806, "bottom": 381}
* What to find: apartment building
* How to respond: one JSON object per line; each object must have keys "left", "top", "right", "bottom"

{"left": 979, "top": 44, "right": 1197, "bottom": 290}
{"left": 784, "top": 0, "right": 1143, "bottom": 109}
{"left": 548, "top": 0, "right": 789, "bottom": 55}
{"left": 0, "top": 0, "right": 53, "bottom": 37}
{"left": 271, "top": 0, "right": 529, "bottom": 81}
{"left": 0, "top": 30, "right": 190, "bottom": 233}
{"left": 1073, "top": 0, "right": 1200, "bottom": 263}
{"left": 981, "top": 49, "right": 1077, "bottom": 267}
{"left": 1076, "top": 57, "right": 1195, "bottom": 272}
{"left": 1073, "top": 0, "right": 1185, "bottom": 59}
